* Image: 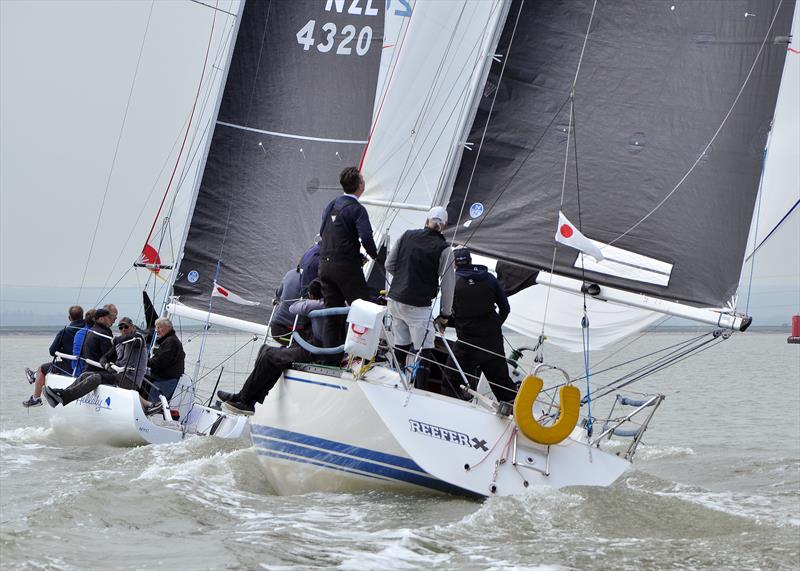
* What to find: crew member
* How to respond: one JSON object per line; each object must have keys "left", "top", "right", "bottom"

{"left": 43, "top": 310, "right": 160, "bottom": 415}
{"left": 271, "top": 266, "right": 303, "bottom": 345}
{"left": 146, "top": 317, "right": 185, "bottom": 403}
{"left": 318, "top": 166, "right": 378, "bottom": 347}
{"left": 298, "top": 237, "right": 321, "bottom": 297}
{"left": 443, "top": 247, "right": 516, "bottom": 405}
{"left": 22, "top": 305, "right": 85, "bottom": 408}
{"left": 385, "top": 206, "right": 455, "bottom": 389}
{"left": 216, "top": 279, "right": 327, "bottom": 415}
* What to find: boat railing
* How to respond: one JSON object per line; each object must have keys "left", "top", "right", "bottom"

{"left": 589, "top": 393, "right": 664, "bottom": 460}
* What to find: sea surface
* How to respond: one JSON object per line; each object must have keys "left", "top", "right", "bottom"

{"left": 1, "top": 329, "right": 798, "bottom": 570}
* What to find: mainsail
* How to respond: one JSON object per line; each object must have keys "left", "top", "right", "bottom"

{"left": 446, "top": 0, "right": 795, "bottom": 310}
{"left": 173, "top": 0, "right": 385, "bottom": 323}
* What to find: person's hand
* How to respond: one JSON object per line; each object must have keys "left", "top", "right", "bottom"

{"left": 434, "top": 314, "right": 449, "bottom": 333}
{"left": 360, "top": 254, "right": 369, "bottom": 267}
{"left": 100, "top": 359, "right": 113, "bottom": 372}
{"left": 272, "top": 298, "right": 279, "bottom": 306}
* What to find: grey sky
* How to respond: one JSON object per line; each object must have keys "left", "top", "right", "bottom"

{"left": 0, "top": 0, "right": 797, "bottom": 326}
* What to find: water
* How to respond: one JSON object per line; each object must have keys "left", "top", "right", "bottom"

{"left": 1, "top": 330, "right": 798, "bottom": 570}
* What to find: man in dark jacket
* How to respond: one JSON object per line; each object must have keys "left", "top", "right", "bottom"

{"left": 318, "top": 166, "right": 378, "bottom": 347}
{"left": 271, "top": 267, "right": 303, "bottom": 345}
{"left": 385, "top": 206, "right": 455, "bottom": 389}
{"left": 217, "top": 279, "right": 327, "bottom": 415}
{"left": 146, "top": 317, "right": 185, "bottom": 402}
{"left": 298, "top": 238, "right": 321, "bottom": 297}
{"left": 22, "top": 305, "right": 85, "bottom": 407}
{"left": 443, "top": 247, "right": 517, "bottom": 405}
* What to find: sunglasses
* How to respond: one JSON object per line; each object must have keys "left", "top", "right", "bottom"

{"left": 118, "top": 324, "right": 130, "bottom": 330}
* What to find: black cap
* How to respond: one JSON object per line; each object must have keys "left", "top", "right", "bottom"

{"left": 454, "top": 247, "right": 472, "bottom": 267}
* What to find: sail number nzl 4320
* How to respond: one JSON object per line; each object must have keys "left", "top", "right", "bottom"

{"left": 296, "top": 0, "right": 380, "bottom": 56}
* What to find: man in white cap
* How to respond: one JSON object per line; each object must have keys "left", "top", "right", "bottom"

{"left": 384, "top": 206, "right": 455, "bottom": 389}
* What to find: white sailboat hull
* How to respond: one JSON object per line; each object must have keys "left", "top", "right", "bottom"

{"left": 251, "top": 365, "right": 631, "bottom": 497}
{"left": 45, "top": 374, "right": 249, "bottom": 447}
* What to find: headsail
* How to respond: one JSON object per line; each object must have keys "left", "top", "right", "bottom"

{"left": 173, "top": 0, "right": 385, "bottom": 323}
{"left": 446, "top": 0, "right": 795, "bottom": 309}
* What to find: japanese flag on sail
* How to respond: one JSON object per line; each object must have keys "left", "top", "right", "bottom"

{"left": 555, "top": 212, "right": 604, "bottom": 262}
{"left": 211, "top": 282, "right": 260, "bottom": 306}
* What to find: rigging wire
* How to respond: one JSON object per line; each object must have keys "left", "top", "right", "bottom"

{"left": 77, "top": 0, "right": 155, "bottom": 303}
{"left": 141, "top": 1, "right": 219, "bottom": 257}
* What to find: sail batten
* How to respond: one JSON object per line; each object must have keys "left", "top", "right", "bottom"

{"left": 446, "top": 0, "right": 796, "bottom": 309}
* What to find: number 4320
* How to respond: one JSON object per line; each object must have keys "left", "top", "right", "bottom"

{"left": 296, "top": 20, "right": 373, "bottom": 56}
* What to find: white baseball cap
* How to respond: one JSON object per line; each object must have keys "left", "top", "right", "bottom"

{"left": 427, "top": 206, "right": 448, "bottom": 224}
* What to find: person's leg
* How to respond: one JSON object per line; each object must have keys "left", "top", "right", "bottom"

{"left": 147, "top": 377, "right": 177, "bottom": 401}
{"left": 444, "top": 342, "right": 480, "bottom": 397}
{"left": 270, "top": 322, "right": 292, "bottom": 347}
{"left": 320, "top": 263, "right": 348, "bottom": 348}
{"left": 49, "top": 371, "right": 111, "bottom": 406}
{"left": 32, "top": 362, "right": 51, "bottom": 399}
{"left": 477, "top": 352, "right": 517, "bottom": 404}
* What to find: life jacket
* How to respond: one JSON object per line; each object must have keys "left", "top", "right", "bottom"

{"left": 319, "top": 197, "right": 363, "bottom": 263}
{"left": 453, "top": 266, "right": 502, "bottom": 339}
{"left": 388, "top": 228, "right": 447, "bottom": 307}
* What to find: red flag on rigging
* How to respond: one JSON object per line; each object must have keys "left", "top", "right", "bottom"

{"left": 211, "top": 282, "right": 260, "bottom": 306}
{"left": 139, "top": 244, "right": 162, "bottom": 274}
{"left": 555, "top": 212, "right": 605, "bottom": 262}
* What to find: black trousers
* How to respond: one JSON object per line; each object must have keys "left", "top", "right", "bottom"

{"left": 61, "top": 370, "right": 135, "bottom": 405}
{"left": 319, "top": 260, "right": 370, "bottom": 348}
{"left": 270, "top": 322, "right": 293, "bottom": 347}
{"left": 236, "top": 344, "right": 315, "bottom": 405}
{"left": 444, "top": 336, "right": 517, "bottom": 404}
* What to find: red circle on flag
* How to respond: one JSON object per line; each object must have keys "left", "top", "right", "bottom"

{"left": 560, "top": 224, "right": 574, "bottom": 238}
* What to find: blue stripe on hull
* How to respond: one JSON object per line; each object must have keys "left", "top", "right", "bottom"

{"left": 251, "top": 424, "right": 475, "bottom": 497}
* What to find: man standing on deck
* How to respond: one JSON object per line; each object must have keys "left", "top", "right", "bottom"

{"left": 443, "top": 247, "right": 517, "bottom": 406}
{"left": 385, "top": 206, "right": 455, "bottom": 390}
{"left": 318, "top": 166, "right": 378, "bottom": 347}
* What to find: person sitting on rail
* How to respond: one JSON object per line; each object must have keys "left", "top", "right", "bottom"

{"left": 71, "top": 308, "right": 96, "bottom": 378}
{"left": 22, "top": 305, "right": 85, "bottom": 408}
{"left": 270, "top": 265, "right": 304, "bottom": 346}
{"left": 216, "top": 278, "right": 328, "bottom": 416}
{"left": 43, "top": 310, "right": 161, "bottom": 416}
{"left": 146, "top": 317, "right": 185, "bottom": 403}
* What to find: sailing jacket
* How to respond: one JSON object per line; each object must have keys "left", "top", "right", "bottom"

{"left": 319, "top": 195, "right": 378, "bottom": 263}
{"left": 273, "top": 269, "right": 302, "bottom": 327}
{"left": 49, "top": 319, "right": 85, "bottom": 372}
{"left": 148, "top": 329, "right": 185, "bottom": 380}
{"left": 72, "top": 325, "right": 91, "bottom": 376}
{"left": 385, "top": 228, "right": 454, "bottom": 313}
{"left": 108, "top": 330, "right": 147, "bottom": 388}
{"left": 299, "top": 243, "right": 320, "bottom": 295}
{"left": 81, "top": 323, "right": 115, "bottom": 373}
{"left": 452, "top": 265, "right": 510, "bottom": 342}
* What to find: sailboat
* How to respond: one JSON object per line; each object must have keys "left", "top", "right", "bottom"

{"left": 244, "top": 0, "right": 795, "bottom": 497}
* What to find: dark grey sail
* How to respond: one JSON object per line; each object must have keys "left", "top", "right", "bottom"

{"left": 447, "top": 0, "right": 795, "bottom": 308}
{"left": 174, "top": 0, "right": 384, "bottom": 322}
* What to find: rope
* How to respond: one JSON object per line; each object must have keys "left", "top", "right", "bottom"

{"left": 76, "top": 1, "right": 155, "bottom": 302}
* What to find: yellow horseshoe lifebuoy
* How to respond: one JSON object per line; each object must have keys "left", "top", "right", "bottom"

{"left": 513, "top": 375, "right": 580, "bottom": 445}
